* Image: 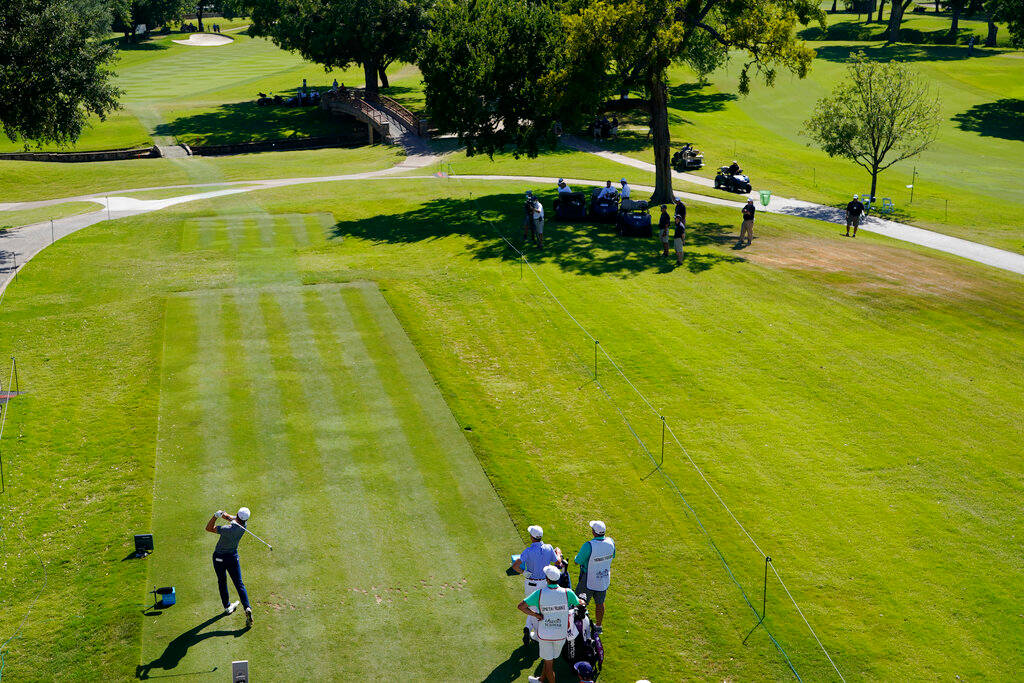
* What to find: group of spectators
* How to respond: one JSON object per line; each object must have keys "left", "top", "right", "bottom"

{"left": 512, "top": 521, "right": 615, "bottom": 683}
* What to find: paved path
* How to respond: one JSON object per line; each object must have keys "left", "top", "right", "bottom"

{"left": 564, "top": 137, "right": 1024, "bottom": 276}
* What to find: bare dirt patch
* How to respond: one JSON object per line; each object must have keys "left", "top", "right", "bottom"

{"left": 744, "top": 233, "right": 984, "bottom": 299}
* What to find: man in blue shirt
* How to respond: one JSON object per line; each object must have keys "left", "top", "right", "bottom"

{"left": 574, "top": 520, "right": 615, "bottom": 634}
{"left": 512, "top": 525, "right": 562, "bottom": 644}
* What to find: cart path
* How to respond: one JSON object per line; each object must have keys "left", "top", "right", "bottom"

{"left": 3, "top": 161, "right": 1023, "bottom": 300}
{"left": 563, "top": 136, "right": 1024, "bottom": 276}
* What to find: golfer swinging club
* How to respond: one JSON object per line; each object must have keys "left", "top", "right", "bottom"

{"left": 206, "top": 508, "right": 254, "bottom": 626}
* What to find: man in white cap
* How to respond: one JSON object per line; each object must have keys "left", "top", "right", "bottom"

{"left": 206, "top": 507, "right": 254, "bottom": 626}
{"left": 619, "top": 178, "right": 631, "bottom": 200}
{"left": 518, "top": 564, "right": 580, "bottom": 683}
{"left": 512, "top": 525, "right": 562, "bottom": 644}
{"left": 557, "top": 178, "right": 572, "bottom": 194}
{"left": 573, "top": 520, "right": 615, "bottom": 633}
{"left": 845, "top": 194, "right": 865, "bottom": 237}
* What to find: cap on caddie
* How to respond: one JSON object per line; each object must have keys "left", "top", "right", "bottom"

{"left": 528, "top": 524, "right": 543, "bottom": 539}
{"left": 620, "top": 178, "right": 627, "bottom": 183}
{"left": 543, "top": 565, "right": 561, "bottom": 581}
{"left": 853, "top": 194, "right": 859, "bottom": 199}
{"left": 589, "top": 520, "right": 606, "bottom": 534}
{"left": 237, "top": 507, "right": 250, "bottom": 521}
{"left": 558, "top": 178, "right": 564, "bottom": 182}
{"left": 574, "top": 661, "right": 595, "bottom": 677}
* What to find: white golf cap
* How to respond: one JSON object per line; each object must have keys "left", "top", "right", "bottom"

{"left": 528, "top": 525, "right": 543, "bottom": 539}
{"left": 237, "top": 507, "right": 250, "bottom": 521}
{"left": 853, "top": 194, "right": 859, "bottom": 198}
{"left": 543, "top": 565, "right": 561, "bottom": 581}
{"left": 589, "top": 520, "right": 606, "bottom": 534}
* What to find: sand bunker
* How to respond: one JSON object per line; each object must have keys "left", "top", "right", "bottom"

{"left": 172, "top": 33, "right": 234, "bottom": 46}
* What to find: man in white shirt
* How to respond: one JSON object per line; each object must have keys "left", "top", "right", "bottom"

{"left": 619, "top": 178, "right": 631, "bottom": 200}
{"left": 557, "top": 178, "right": 572, "bottom": 194}
{"left": 597, "top": 181, "right": 616, "bottom": 200}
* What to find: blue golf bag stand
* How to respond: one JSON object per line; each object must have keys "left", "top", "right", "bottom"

{"left": 589, "top": 189, "right": 620, "bottom": 223}
{"left": 151, "top": 586, "right": 176, "bottom": 608}
{"left": 555, "top": 192, "right": 587, "bottom": 221}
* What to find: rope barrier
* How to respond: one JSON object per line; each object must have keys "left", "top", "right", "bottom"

{"left": 477, "top": 199, "right": 845, "bottom": 680}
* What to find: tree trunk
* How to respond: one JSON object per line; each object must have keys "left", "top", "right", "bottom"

{"left": 876, "top": 0, "right": 888, "bottom": 23}
{"left": 379, "top": 65, "right": 390, "bottom": 89}
{"left": 648, "top": 78, "right": 674, "bottom": 205}
{"left": 985, "top": 15, "right": 998, "bottom": 46}
{"left": 196, "top": 4, "right": 203, "bottom": 32}
{"left": 363, "top": 60, "right": 379, "bottom": 98}
{"left": 870, "top": 168, "right": 879, "bottom": 204}
{"left": 830, "top": 0, "right": 837, "bottom": 11}
{"left": 887, "top": 0, "right": 906, "bottom": 43}
{"left": 947, "top": 2, "right": 962, "bottom": 41}
{"left": 935, "top": 0, "right": 939, "bottom": 12}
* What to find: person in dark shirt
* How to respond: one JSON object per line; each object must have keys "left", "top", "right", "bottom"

{"left": 206, "top": 508, "right": 254, "bottom": 626}
{"left": 728, "top": 160, "right": 742, "bottom": 176}
{"left": 658, "top": 205, "right": 671, "bottom": 256}
{"left": 739, "top": 198, "right": 755, "bottom": 246}
{"left": 845, "top": 194, "right": 865, "bottom": 237}
{"left": 674, "top": 197, "right": 686, "bottom": 223}
{"left": 673, "top": 213, "right": 686, "bottom": 265}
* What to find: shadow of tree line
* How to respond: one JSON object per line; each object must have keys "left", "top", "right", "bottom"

{"left": 330, "top": 191, "right": 745, "bottom": 277}
{"left": 951, "top": 98, "right": 1024, "bottom": 141}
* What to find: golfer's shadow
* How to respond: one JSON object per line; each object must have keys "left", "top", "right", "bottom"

{"left": 135, "top": 613, "right": 248, "bottom": 679}
{"left": 483, "top": 642, "right": 536, "bottom": 682}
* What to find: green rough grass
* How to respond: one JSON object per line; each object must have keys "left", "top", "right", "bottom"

{"left": 0, "top": 145, "right": 402, "bottom": 202}
{"left": 0, "top": 201, "right": 102, "bottom": 229}
{"left": 1, "top": 172, "right": 1021, "bottom": 680}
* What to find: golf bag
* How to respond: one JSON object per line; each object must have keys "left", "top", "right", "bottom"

{"left": 563, "top": 592, "right": 604, "bottom": 675}
{"left": 617, "top": 207, "right": 652, "bottom": 237}
{"left": 555, "top": 192, "right": 587, "bottom": 221}
{"left": 589, "top": 189, "right": 619, "bottom": 223}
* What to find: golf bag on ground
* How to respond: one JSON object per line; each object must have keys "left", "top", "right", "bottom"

{"left": 555, "top": 192, "right": 588, "bottom": 221}
{"left": 563, "top": 592, "right": 604, "bottom": 676}
{"left": 589, "top": 189, "right": 619, "bottom": 223}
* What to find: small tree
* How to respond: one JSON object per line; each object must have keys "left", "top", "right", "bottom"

{"left": 803, "top": 53, "right": 939, "bottom": 201}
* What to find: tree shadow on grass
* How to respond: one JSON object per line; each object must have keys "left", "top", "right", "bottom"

{"left": 668, "top": 83, "right": 738, "bottom": 113}
{"left": 153, "top": 96, "right": 341, "bottom": 146}
{"left": 951, "top": 99, "right": 1024, "bottom": 141}
{"left": 812, "top": 43, "right": 999, "bottom": 63}
{"left": 135, "top": 613, "right": 249, "bottom": 679}
{"left": 329, "top": 192, "right": 744, "bottom": 278}
{"left": 799, "top": 20, "right": 987, "bottom": 45}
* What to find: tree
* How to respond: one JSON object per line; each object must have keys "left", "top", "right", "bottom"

{"left": 988, "top": 0, "right": 1024, "bottom": 46}
{"left": 236, "top": 0, "right": 427, "bottom": 96}
{"left": 803, "top": 53, "right": 940, "bottom": 201}
{"left": 0, "top": 0, "right": 121, "bottom": 147}
{"left": 886, "top": 0, "right": 914, "bottom": 42}
{"left": 947, "top": 0, "right": 966, "bottom": 41}
{"left": 422, "top": 0, "right": 823, "bottom": 203}
{"left": 111, "top": 0, "right": 191, "bottom": 41}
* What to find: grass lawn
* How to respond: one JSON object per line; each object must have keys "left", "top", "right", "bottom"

{"left": 1, "top": 169, "right": 1021, "bottom": 680}
{"left": 0, "top": 201, "right": 102, "bottom": 229}
{"left": 601, "top": 42, "right": 1024, "bottom": 253}
{"left": 0, "top": 145, "right": 403, "bottom": 202}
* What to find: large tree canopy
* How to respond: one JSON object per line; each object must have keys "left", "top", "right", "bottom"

{"left": 111, "top": 0, "right": 191, "bottom": 40}
{"left": 236, "top": 0, "right": 428, "bottom": 95}
{"left": 422, "top": 0, "right": 823, "bottom": 202}
{"left": 0, "top": 0, "right": 121, "bottom": 147}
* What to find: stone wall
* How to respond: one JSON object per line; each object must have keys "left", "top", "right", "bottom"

{"left": 0, "top": 147, "right": 157, "bottom": 163}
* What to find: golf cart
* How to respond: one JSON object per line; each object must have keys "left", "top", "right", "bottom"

{"left": 589, "top": 188, "right": 619, "bottom": 223}
{"left": 555, "top": 192, "right": 588, "bottom": 221}
{"left": 714, "top": 166, "right": 751, "bottom": 194}
{"left": 616, "top": 199, "right": 652, "bottom": 237}
{"left": 671, "top": 143, "right": 704, "bottom": 171}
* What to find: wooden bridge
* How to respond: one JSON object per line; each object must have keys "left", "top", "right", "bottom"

{"left": 321, "top": 89, "right": 429, "bottom": 150}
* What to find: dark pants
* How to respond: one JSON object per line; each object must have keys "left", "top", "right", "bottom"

{"left": 213, "top": 551, "right": 250, "bottom": 610}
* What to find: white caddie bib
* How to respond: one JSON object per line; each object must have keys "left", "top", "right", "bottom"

{"left": 537, "top": 586, "right": 570, "bottom": 641}
{"left": 586, "top": 537, "right": 615, "bottom": 591}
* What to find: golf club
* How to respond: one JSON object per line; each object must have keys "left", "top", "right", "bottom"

{"left": 230, "top": 520, "right": 273, "bottom": 551}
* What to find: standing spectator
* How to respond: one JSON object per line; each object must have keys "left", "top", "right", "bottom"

{"left": 673, "top": 212, "right": 686, "bottom": 266}
{"left": 674, "top": 196, "right": 687, "bottom": 224}
{"left": 619, "top": 178, "right": 630, "bottom": 200}
{"left": 532, "top": 195, "right": 545, "bottom": 248}
{"left": 739, "top": 198, "right": 755, "bottom": 246}
{"left": 523, "top": 192, "right": 537, "bottom": 243}
{"left": 592, "top": 116, "right": 603, "bottom": 141}
{"left": 610, "top": 116, "right": 619, "bottom": 139}
{"left": 658, "top": 205, "right": 671, "bottom": 257}
{"left": 519, "top": 565, "right": 580, "bottom": 683}
{"left": 845, "top": 194, "right": 864, "bottom": 237}
{"left": 573, "top": 520, "right": 615, "bottom": 633}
